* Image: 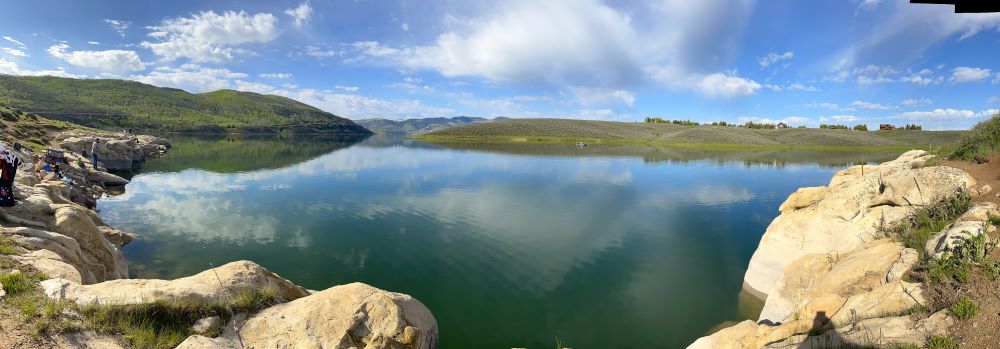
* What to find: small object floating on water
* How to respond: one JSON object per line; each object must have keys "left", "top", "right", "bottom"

{"left": 576, "top": 142, "right": 587, "bottom": 148}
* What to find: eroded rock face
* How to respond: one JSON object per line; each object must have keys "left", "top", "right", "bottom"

{"left": 925, "top": 202, "right": 999, "bottom": 259}
{"left": 744, "top": 150, "right": 974, "bottom": 300}
{"left": 235, "top": 282, "right": 438, "bottom": 349}
{"left": 59, "top": 134, "right": 170, "bottom": 172}
{"left": 39, "top": 261, "right": 309, "bottom": 306}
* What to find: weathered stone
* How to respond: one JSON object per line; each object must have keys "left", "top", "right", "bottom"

{"left": 40, "top": 261, "right": 308, "bottom": 306}
{"left": 175, "top": 335, "right": 239, "bottom": 349}
{"left": 924, "top": 220, "right": 986, "bottom": 259}
{"left": 235, "top": 282, "right": 439, "bottom": 349}
{"left": 886, "top": 248, "right": 919, "bottom": 283}
{"left": 975, "top": 184, "right": 992, "bottom": 196}
{"left": 59, "top": 134, "right": 170, "bottom": 172}
{"left": 744, "top": 150, "right": 974, "bottom": 300}
{"left": 10, "top": 249, "right": 84, "bottom": 283}
{"left": 828, "top": 280, "right": 924, "bottom": 327}
{"left": 51, "top": 330, "right": 127, "bottom": 349}
{"left": 763, "top": 310, "right": 953, "bottom": 349}
{"left": 191, "top": 316, "right": 222, "bottom": 335}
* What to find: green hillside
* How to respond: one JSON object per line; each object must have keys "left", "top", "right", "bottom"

{"left": 0, "top": 75, "right": 371, "bottom": 134}
{"left": 418, "top": 118, "right": 966, "bottom": 151}
{"left": 357, "top": 116, "right": 504, "bottom": 135}
{"left": 0, "top": 102, "right": 88, "bottom": 152}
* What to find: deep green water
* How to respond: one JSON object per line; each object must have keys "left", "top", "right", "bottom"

{"left": 98, "top": 135, "right": 901, "bottom": 349}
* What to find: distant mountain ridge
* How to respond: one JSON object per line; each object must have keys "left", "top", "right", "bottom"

{"left": 356, "top": 116, "right": 508, "bottom": 135}
{"left": 0, "top": 75, "right": 371, "bottom": 134}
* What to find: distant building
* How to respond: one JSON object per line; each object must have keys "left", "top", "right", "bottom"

{"left": 880, "top": 124, "right": 896, "bottom": 131}
{"left": 776, "top": 122, "right": 789, "bottom": 129}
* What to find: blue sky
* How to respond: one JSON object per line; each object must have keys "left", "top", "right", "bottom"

{"left": 0, "top": 0, "right": 998, "bottom": 129}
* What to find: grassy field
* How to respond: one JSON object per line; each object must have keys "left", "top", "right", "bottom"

{"left": 0, "top": 75, "right": 370, "bottom": 134}
{"left": 417, "top": 118, "right": 965, "bottom": 151}
{"left": 0, "top": 103, "right": 91, "bottom": 152}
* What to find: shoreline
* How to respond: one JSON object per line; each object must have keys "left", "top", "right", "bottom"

{"left": 0, "top": 132, "right": 439, "bottom": 348}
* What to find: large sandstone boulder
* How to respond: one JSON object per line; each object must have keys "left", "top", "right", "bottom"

{"left": 744, "top": 151, "right": 974, "bottom": 300}
{"left": 924, "top": 202, "right": 998, "bottom": 259}
{"left": 59, "top": 134, "right": 169, "bottom": 172}
{"left": 235, "top": 282, "right": 438, "bottom": 349}
{"left": 40, "top": 261, "right": 308, "bottom": 306}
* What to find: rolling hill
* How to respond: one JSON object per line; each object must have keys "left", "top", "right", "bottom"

{"left": 356, "top": 116, "right": 506, "bottom": 135}
{"left": 0, "top": 75, "right": 371, "bottom": 134}
{"left": 418, "top": 118, "right": 966, "bottom": 150}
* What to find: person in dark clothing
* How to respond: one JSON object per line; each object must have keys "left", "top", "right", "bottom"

{"left": 0, "top": 147, "right": 21, "bottom": 207}
{"left": 91, "top": 138, "right": 100, "bottom": 169}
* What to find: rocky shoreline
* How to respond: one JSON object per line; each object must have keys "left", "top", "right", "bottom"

{"left": 689, "top": 150, "right": 995, "bottom": 348}
{"left": 0, "top": 132, "right": 438, "bottom": 349}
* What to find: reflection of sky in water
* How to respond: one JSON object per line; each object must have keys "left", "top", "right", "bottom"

{"left": 99, "top": 139, "right": 856, "bottom": 348}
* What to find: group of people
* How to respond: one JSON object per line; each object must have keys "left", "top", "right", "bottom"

{"left": 0, "top": 145, "right": 21, "bottom": 207}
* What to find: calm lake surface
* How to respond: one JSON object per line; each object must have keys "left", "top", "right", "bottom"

{"left": 98, "top": 135, "right": 901, "bottom": 349}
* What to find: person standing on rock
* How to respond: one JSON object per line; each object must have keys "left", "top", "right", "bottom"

{"left": 0, "top": 146, "right": 21, "bottom": 207}
{"left": 91, "top": 138, "right": 100, "bottom": 169}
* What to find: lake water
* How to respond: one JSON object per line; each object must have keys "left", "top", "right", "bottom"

{"left": 97, "top": 135, "right": 901, "bottom": 349}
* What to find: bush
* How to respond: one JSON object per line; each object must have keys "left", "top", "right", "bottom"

{"left": 927, "top": 335, "right": 959, "bottom": 349}
{"left": 0, "top": 271, "right": 33, "bottom": 295}
{"left": 883, "top": 191, "right": 972, "bottom": 251}
{"left": 742, "top": 121, "right": 776, "bottom": 129}
{"left": 852, "top": 124, "right": 869, "bottom": 131}
{"left": 904, "top": 124, "right": 922, "bottom": 131}
{"left": 951, "top": 113, "right": 1000, "bottom": 161}
{"left": 950, "top": 297, "right": 979, "bottom": 320}
{"left": 820, "top": 124, "right": 849, "bottom": 130}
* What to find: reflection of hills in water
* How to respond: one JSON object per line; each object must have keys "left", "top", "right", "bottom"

{"left": 141, "top": 134, "right": 370, "bottom": 173}
{"left": 425, "top": 142, "right": 904, "bottom": 168}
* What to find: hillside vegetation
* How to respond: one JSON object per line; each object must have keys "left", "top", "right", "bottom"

{"left": 950, "top": 112, "right": 1000, "bottom": 161}
{"left": 419, "top": 118, "right": 965, "bottom": 150}
{"left": 0, "top": 102, "right": 87, "bottom": 152}
{"left": 357, "top": 116, "right": 504, "bottom": 135}
{"left": 0, "top": 75, "right": 370, "bottom": 134}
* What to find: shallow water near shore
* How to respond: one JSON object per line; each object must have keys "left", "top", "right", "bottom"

{"left": 97, "top": 134, "right": 902, "bottom": 349}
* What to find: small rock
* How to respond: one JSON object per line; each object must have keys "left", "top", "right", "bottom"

{"left": 977, "top": 184, "right": 992, "bottom": 196}
{"left": 0, "top": 282, "right": 6, "bottom": 300}
{"left": 191, "top": 316, "right": 222, "bottom": 335}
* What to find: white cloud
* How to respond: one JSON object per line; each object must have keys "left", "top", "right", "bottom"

{"left": 829, "top": 115, "right": 858, "bottom": 122}
{"left": 806, "top": 102, "right": 840, "bottom": 110}
{"left": 47, "top": 44, "right": 145, "bottom": 75}
{"left": 569, "top": 87, "right": 636, "bottom": 107}
{"left": 285, "top": 2, "right": 313, "bottom": 27}
{"left": 738, "top": 116, "right": 813, "bottom": 126}
{"left": 900, "top": 73, "right": 942, "bottom": 86}
{"left": 335, "top": 85, "right": 359, "bottom": 92}
{"left": 825, "top": 64, "right": 898, "bottom": 84}
{"left": 787, "top": 83, "right": 818, "bottom": 92}
{"left": 896, "top": 108, "right": 986, "bottom": 120}
{"left": 87, "top": 41, "right": 101, "bottom": 45}
{"left": 103, "top": 19, "right": 131, "bottom": 37}
{"left": 141, "top": 10, "right": 280, "bottom": 63}
{"left": 401, "top": 23, "right": 410, "bottom": 31}
{"left": 849, "top": 100, "right": 894, "bottom": 111}
{"left": 2, "top": 48, "right": 27, "bottom": 57}
{"left": 304, "top": 45, "right": 337, "bottom": 58}
{"left": 3, "top": 36, "right": 26, "bottom": 47}
{"left": 758, "top": 51, "right": 793, "bottom": 68}
{"left": 989, "top": 96, "right": 1000, "bottom": 104}
{"left": 837, "top": 2, "right": 1000, "bottom": 67}
{"left": 130, "top": 64, "right": 246, "bottom": 92}
{"left": 387, "top": 77, "right": 435, "bottom": 93}
{"left": 949, "top": 66, "right": 991, "bottom": 83}
{"left": 258, "top": 73, "right": 291, "bottom": 79}
{"left": 694, "top": 73, "right": 761, "bottom": 98}
{"left": 901, "top": 98, "right": 932, "bottom": 107}
{"left": 281, "top": 89, "right": 455, "bottom": 119}
{"left": 0, "top": 57, "right": 82, "bottom": 78}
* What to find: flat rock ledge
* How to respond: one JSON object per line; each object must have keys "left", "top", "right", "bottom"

{"left": 688, "top": 150, "right": 978, "bottom": 349}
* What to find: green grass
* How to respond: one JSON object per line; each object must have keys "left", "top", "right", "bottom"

{"left": 0, "top": 270, "right": 34, "bottom": 295}
{"left": 882, "top": 192, "right": 972, "bottom": 251}
{"left": 80, "top": 288, "right": 280, "bottom": 349}
{"left": 950, "top": 296, "right": 980, "bottom": 320}
{"left": 0, "top": 75, "right": 370, "bottom": 134}
{"left": 0, "top": 237, "right": 19, "bottom": 255}
{"left": 417, "top": 118, "right": 965, "bottom": 150}
{"left": 926, "top": 335, "right": 959, "bottom": 349}
{"left": 950, "top": 113, "right": 1000, "bottom": 161}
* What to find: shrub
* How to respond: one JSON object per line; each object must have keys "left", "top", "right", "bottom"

{"left": 742, "top": 121, "right": 776, "bottom": 129}
{"left": 927, "top": 335, "right": 959, "bottom": 349}
{"left": 852, "top": 124, "right": 869, "bottom": 131}
{"left": 0, "top": 271, "right": 33, "bottom": 295}
{"left": 820, "top": 124, "right": 849, "bottom": 130}
{"left": 950, "top": 297, "right": 979, "bottom": 320}
{"left": 883, "top": 191, "right": 972, "bottom": 251}
{"left": 951, "top": 113, "right": 1000, "bottom": 161}
{"left": 903, "top": 124, "right": 922, "bottom": 131}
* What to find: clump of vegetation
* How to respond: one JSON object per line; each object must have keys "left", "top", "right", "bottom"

{"left": 926, "top": 335, "right": 959, "bottom": 349}
{"left": 950, "top": 296, "right": 979, "bottom": 320}
{"left": 0, "top": 236, "right": 20, "bottom": 255}
{"left": 903, "top": 124, "right": 923, "bottom": 131}
{"left": 81, "top": 288, "right": 281, "bottom": 349}
{"left": 820, "top": 124, "right": 849, "bottom": 130}
{"left": 852, "top": 124, "right": 869, "bottom": 131}
{"left": 882, "top": 191, "right": 972, "bottom": 251}
{"left": 644, "top": 117, "right": 699, "bottom": 126}
{"left": 950, "top": 113, "right": 1000, "bottom": 162}
{"left": 741, "top": 121, "right": 776, "bottom": 129}
{"left": 708, "top": 121, "right": 733, "bottom": 126}
{"left": 0, "top": 270, "right": 34, "bottom": 295}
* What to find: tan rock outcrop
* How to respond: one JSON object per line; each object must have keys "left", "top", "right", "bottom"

{"left": 233, "top": 282, "right": 438, "bottom": 349}
{"left": 744, "top": 150, "right": 973, "bottom": 301}
{"left": 59, "top": 134, "right": 170, "bottom": 172}
{"left": 39, "top": 261, "right": 309, "bottom": 306}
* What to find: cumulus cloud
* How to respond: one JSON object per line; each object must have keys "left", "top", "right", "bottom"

{"left": 901, "top": 98, "right": 932, "bottom": 107}
{"left": 738, "top": 116, "right": 812, "bottom": 126}
{"left": 569, "top": 86, "right": 636, "bottom": 107}
{"left": 787, "top": 83, "right": 818, "bottom": 92}
{"left": 0, "top": 57, "right": 82, "bottom": 78}
{"left": 900, "top": 69, "right": 942, "bottom": 86}
{"left": 694, "top": 73, "right": 761, "bottom": 98}
{"left": 848, "top": 100, "right": 894, "bottom": 111}
{"left": 259, "top": 73, "right": 291, "bottom": 79}
{"left": 3, "top": 36, "right": 26, "bottom": 47}
{"left": 285, "top": 2, "right": 313, "bottom": 27}
{"left": 130, "top": 64, "right": 247, "bottom": 92}
{"left": 47, "top": 44, "right": 145, "bottom": 75}
{"left": 825, "top": 64, "right": 898, "bottom": 84}
{"left": 949, "top": 66, "right": 991, "bottom": 83}
{"left": 335, "top": 85, "right": 359, "bottom": 92}
{"left": 896, "top": 108, "right": 988, "bottom": 120}
{"left": 103, "top": 19, "right": 131, "bottom": 37}
{"left": 806, "top": 102, "right": 840, "bottom": 110}
{"left": 829, "top": 115, "right": 858, "bottom": 122}
{"left": 141, "top": 10, "right": 280, "bottom": 63}
{"left": 758, "top": 51, "right": 793, "bottom": 68}
{"left": 2, "top": 48, "right": 27, "bottom": 57}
